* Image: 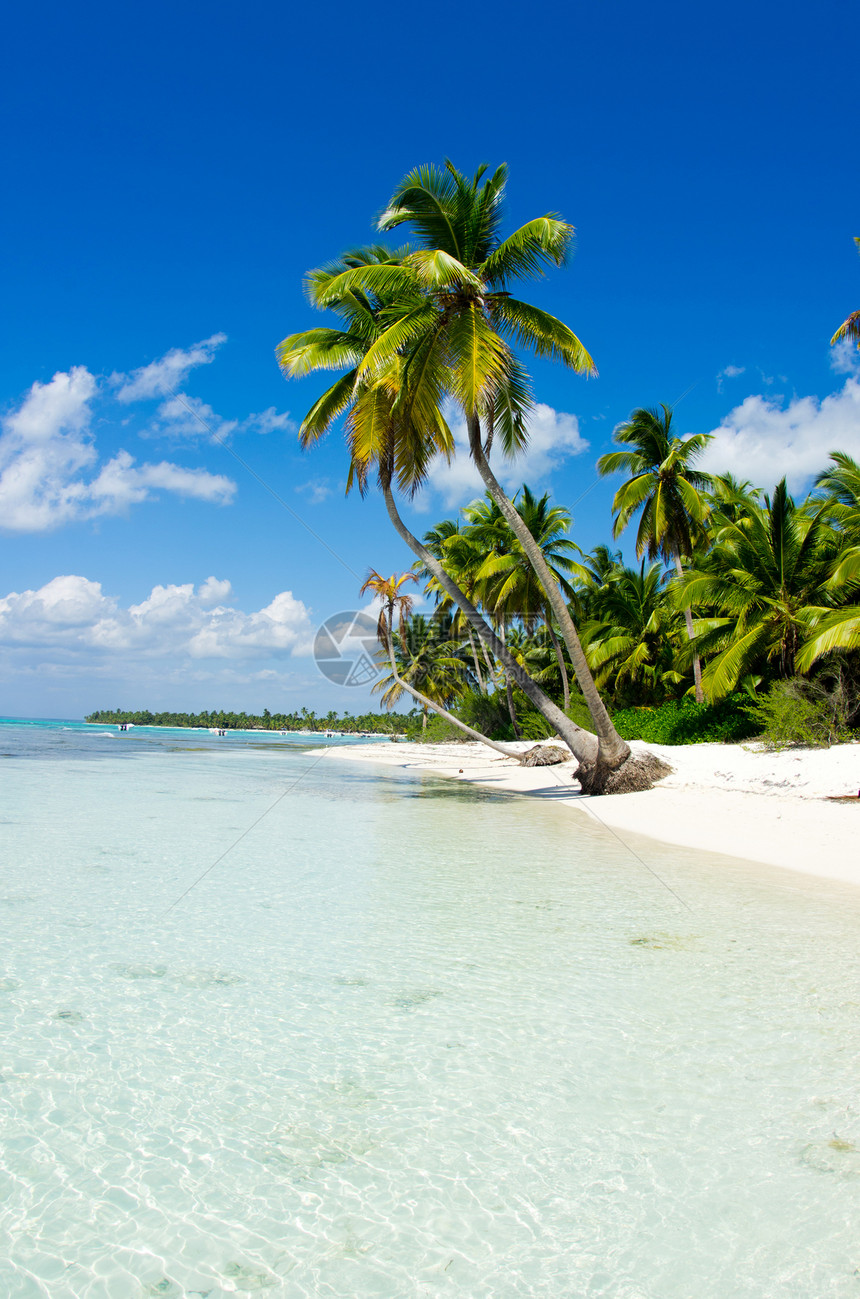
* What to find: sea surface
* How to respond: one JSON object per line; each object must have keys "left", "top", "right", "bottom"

{"left": 1, "top": 717, "right": 859, "bottom": 1298}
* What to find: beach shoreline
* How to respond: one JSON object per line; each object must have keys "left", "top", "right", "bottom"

{"left": 323, "top": 738, "right": 860, "bottom": 887}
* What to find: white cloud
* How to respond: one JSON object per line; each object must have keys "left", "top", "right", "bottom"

{"left": 419, "top": 401, "right": 589, "bottom": 509}
{"left": 700, "top": 377, "right": 860, "bottom": 492}
{"left": 0, "top": 369, "right": 235, "bottom": 531}
{"left": 830, "top": 337, "right": 860, "bottom": 376}
{"left": 114, "top": 334, "right": 227, "bottom": 402}
{"left": 142, "top": 396, "right": 294, "bottom": 445}
{"left": 0, "top": 575, "right": 314, "bottom": 663}
{"left": 716, "top": 364, "right": 745, "bottom": 392}
{"left": 296, "top": 477, "right": 333, "bottom": 504}
{"left": 247, "top": 407, "right": 295, "bottom": 435}
{"left": 144, "top": 393, "right": 238, "bottom": 444}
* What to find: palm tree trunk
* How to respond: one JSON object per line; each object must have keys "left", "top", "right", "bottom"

{"left": 381, "top": 481, "right": 601, "bottom": 768}
{"left": 499, "top": 624, "right": 522, "bottom": 739}
{"left": 674, "top": 554, "right": 704, "bottom": 703}
{"left": 466, "top": 416, "right": 630, "bottom": 774}
{"left": 465, "top": 625, "right": 485, "bottom": 691}
{"left": 480, "top": 634, "right": 496, "bottom": 684}
{"left": 505, "top": 674, "right": 521, "bottom": 738}
{"left": 546, "top": 620, "right": 571, "bottom": 711}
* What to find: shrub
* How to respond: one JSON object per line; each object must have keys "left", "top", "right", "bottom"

{"left": 749, "top": 678, "right": 854, "bottom": 750}
{"left": 612, "top": 695, "right": 758, "bottom": 745}
{"left": 413, "top": 713, "right": 472, "bottom": 744}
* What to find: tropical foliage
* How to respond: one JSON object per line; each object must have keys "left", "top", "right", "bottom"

{"left": 266, "top": 164, "right": 860, "bottom": 757}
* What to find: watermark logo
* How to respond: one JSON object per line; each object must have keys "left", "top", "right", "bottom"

{"left": 313, "top": 611, "right": 385, "bottom": 687}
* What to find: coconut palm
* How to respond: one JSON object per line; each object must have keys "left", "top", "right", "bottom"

{"left": 675, "top": 481, "right": 847, "bottom": 695}
{"left": 374, "top": 612, "right": 470, "bottom": 730}
{"left": 830, "top": 237, "right": 860, "bottom": 352}
{"left": 287, "top": 162, "right": 662, "bottom": 792}
{"left": 706, "top": 474, "right": 763, "bottom": 527}
{"left": 358, "top": 568, "right": 520, "bottom": 755}
{"left": 583, "top": 562, "right": 685, "bottom": 705}
{"left": 464, "top": 487, "right": 584, "bottom": 711}
{"left": 278, "top": 246, "right": 615, "bottom": 782}
{"left": 415, "top": 518, "right": 493, "bottom": 690}
{"left": 596, "top": 404, "right": 712, "bottom": 701}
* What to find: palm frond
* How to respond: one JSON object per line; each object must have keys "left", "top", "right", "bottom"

{"left": 482, "top": 216, "right": 574, "bottom": 286}
{"left": 490, "top": 297, "right": 596, "bottom": 374}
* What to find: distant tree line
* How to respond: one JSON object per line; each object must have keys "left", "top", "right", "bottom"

{"left": 84, "top": 707, "right": 410, "bottom": 733}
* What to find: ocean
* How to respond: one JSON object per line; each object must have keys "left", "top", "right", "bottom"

{"left": 1, "top": 717, "right": 859, "bottom": 1297}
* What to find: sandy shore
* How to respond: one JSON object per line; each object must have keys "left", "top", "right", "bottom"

{"left": 323, "top": 738, "right": 860, "bottom": 886}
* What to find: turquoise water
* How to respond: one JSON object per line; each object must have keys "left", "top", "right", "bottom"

{"left": 1, "top": 719, "right": 860, "bottom": 1297}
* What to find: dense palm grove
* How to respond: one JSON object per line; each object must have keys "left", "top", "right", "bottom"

{"left": 368, "top": 441, "right": 860, "bottom": 743}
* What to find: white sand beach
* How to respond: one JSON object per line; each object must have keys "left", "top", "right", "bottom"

{"left": 325, "top": 738, "right": 860, "bottom": 886}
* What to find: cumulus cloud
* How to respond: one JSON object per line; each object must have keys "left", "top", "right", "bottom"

{"left": 0, "top": 575, "right": 314, "bottom": 662}
{"left": 420, "top": 400, "right": 589, "bottom": 509}
{"left": 700, "top": 377, "right": 860, "bottom": 492}
{"left": 114, "top": 334, "right": 227, "bottom": 402}
{"left": 0, "top": 369, "right": 235, "bottom": 531}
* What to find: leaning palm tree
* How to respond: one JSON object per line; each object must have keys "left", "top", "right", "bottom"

{"left": 359, "top": 569, "right": 520, "bottom": 756}
{"left": 279, "top": 166, "right": 666, "bottom": 792}
{"left": 278, "top": 249, "right": 619, "bottom": 784}
{"left": 596, "top": 404, "right": 712, "bottom": 701}
{"left": 830, "top": 237, "right": 860, "bottom": 352}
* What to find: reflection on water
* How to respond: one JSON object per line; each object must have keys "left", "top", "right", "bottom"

{"left": 1, "top": 719, "right": 859, "bottom": 1296}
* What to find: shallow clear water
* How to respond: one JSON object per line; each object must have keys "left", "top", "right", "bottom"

{"left": 1, "top": 719, "right": 860, "bottom": 1297}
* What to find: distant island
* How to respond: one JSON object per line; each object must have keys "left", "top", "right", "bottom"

{"left": 85, "top": 708, "right": 409, "bottom": 734}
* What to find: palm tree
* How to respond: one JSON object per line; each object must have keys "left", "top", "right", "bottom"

{"left": 465, "top": 487, "right": 584, "bottom": 711}
{"left": 358, "top": 569, "right": 519, "bottom": 755}
{"left": 676, "top": 481, "right": 848, "bottom": 695}
{"left": 375, "top": 612, "right": 470, "bottom": 730}
{"left": 706, "top": 474, "right": 763, "bottom": 527}
{"left": 278, "top": 248, "right": 608, "bottom": 779}
{"left": 583, "top": 562, "right": 685, "bottom": 705}
{"left": 597, "top": 404, "right": 712, "bottom": 702}
{"left": 366, "top": 162, "right": 643, "bottom": 789}
{"left": 280, "top": 166, "right": 665, "bottom": 792}
{"left": 416, "top": 517, "right": 492, "bottom": 690}
{"left": 830, "top": 237, "right": 860, "bottom": 352}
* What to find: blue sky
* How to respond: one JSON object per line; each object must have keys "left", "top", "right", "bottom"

{"left": 1, "top": 0, "right": 858, "bottom": 719}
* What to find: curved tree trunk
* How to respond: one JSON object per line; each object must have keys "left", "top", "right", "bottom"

{"left": 674, "top": 554, "right": 704, "bottom": 703}
{"left": 465, "top": 625, "right": 485, "bottom": 691}
{"left": 464, "top": 418, "right": 672, "bottom": 792}
{"left": 546, "top": 620, "right": 571, "bottom": 711}
{"left": 466, "top": 418, "right": 632, "bottom": 774}
{"left": 499, "top": 625, "right": 522, "bottom": 739}
{"left": 382, "top": 481, "right": 600, "bottom": 769}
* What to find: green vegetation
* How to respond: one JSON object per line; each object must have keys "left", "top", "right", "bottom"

{"left": 93, "top": 174, "right": 860, "bottom": 762}
{"left": 612, "top": 697, "right": 758, "bottom": 746}
{"left": 749, "top": 675, "right": 855, "bottom": 750}
{"left": 84, "top": 708, "right": 406, "bottom": 734}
